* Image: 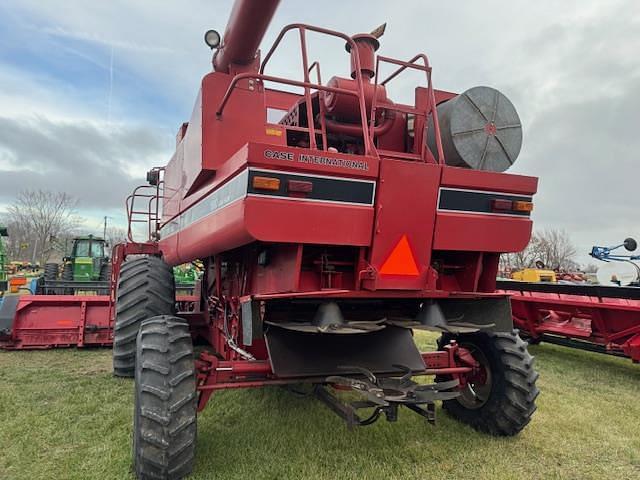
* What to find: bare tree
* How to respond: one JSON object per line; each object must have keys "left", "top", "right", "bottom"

{"left": 5, "top": 190, "right": 82, "bottom": 264}
{"left": 500, "top": 228, "right": 578, "bottom": 273}
{"left": 533, "top": 229, "right": 577, "bottom": 270}
{"left": 105, "top": 226, "right": 128, "bottom": 249}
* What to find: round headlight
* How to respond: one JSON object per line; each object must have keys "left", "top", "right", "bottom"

{"left": 204, "top": 29, "right": 221, "bottom": 49}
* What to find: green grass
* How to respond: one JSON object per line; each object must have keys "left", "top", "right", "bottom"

{"left": 1, "top": 334, "right": 640, "bottom": 480}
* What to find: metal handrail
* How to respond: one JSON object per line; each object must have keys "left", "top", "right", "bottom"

{"left": 380, "top": 53, "right": 432, "bottom": 86}
{"left": 307, "top": 61, "right": 328, "bottom": 151}
{"left": 370, "top": 54, "right": 444, "bottom": 164}
{"left": 125, "top": 181, "right": 162, "bottom": 243}
{"left": 218, "top": 23, "right": 374, "bottom": 155}
{"left": 216, "top": 73, "right": 368, "bottom": 152}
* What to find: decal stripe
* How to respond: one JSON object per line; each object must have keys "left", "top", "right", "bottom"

{"left": 159, "top": 169, "right": 375, "bottom": 239}
{"left": 438, "top": 187, "right": 532, "bottom": 217}
{"left": 160, "top": 170, "right": 248, "bottom": 238}
{"left": 247, "top": 169, "right": 375, "bottom": 206}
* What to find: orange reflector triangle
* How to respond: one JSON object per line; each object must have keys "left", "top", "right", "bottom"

{"left": 379, "top": 235, "right": 420, "bottom": 276}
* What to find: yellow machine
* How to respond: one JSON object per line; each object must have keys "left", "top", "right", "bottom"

{"left": 511, "top": 268, "right": 557, "bottom": 283}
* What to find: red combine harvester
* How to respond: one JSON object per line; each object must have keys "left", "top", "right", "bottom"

{"left": 109, "top": 2, "right": 541, "bottom": 478}
{"left": 4, "top": 1, "right": 544, "bottom": 478}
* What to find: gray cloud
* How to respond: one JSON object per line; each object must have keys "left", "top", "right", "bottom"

{"left": 0, "top": 116, "right": 171, "bottom": 209}
{"left": 496, "top": 4, "right": 640, "bottom": 262}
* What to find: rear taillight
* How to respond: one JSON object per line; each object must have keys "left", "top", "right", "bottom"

{"left": 491, "top": 199, "right": 513, "bottom": 211}
{"left": 491, "top": 199, "right": 533, "bottom": 213}
{"left": 287, "top": 179, "right": 313, "bottom": 193}
{"left": 512, "top": 200, "right": 533, "bottom": 212}
{"left": 252, "top": 176, "right": 281, "bottom": 191}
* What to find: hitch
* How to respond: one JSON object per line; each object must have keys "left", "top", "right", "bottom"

{"left": 315, "top": 365, "right": 459, "bottom": 428}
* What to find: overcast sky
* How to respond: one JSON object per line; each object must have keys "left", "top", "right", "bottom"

{"left": 0, "top": 0, "right": 638, "bottom": 265}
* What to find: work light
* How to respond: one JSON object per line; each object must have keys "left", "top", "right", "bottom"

{"left": 204, "top": 29, "right": 221, "bottom": 49}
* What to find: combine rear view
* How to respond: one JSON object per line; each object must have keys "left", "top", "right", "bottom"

{"left": 110, "top": 1, "right": 539, "bottom": 478}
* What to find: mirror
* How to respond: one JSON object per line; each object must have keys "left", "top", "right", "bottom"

{"left": 623, "top": 237, "right": 637, "bottom": 252}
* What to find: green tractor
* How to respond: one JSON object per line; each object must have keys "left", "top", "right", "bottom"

{"left": 43, "top": 235, "right": 111, "bottom": 294}
{"left": 173, "top": 262, "right": 202, "bottom": 294}
{"left": 0, "top": 226, "right": 8, "bottom": 295}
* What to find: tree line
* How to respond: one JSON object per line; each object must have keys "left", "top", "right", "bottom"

{"left": 499, "top": 228, "right": 588, "bottom": 273}
{"left": 0, "top": 190, "right": 127, "bottom": 264}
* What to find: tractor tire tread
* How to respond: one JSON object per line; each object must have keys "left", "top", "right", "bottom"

{"left": 113, "top": 256, "right": 175, "bottom": 377}
{"left": 438, "top": 329, "right": 539, "bottom": 437}
{"left": 134, "top": 316, "right": 196, "bottom": 480}
{"left": 43, "top": 263, "right": 59, "bottom": 281}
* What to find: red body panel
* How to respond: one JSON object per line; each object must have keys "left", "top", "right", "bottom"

{"left": 162, "top": 194, "right": 374, "bottom": 265}
{"left": 365, "top": 159, "right": 440, "bottom": 290}
{"left": 441, "top": 167, "right": 538, "bottom": 195}
{"left": 434, "top": 213, "right": 533, "bottom": 253}
{"left": 244, "top": 197, "right": 374, "bottom": 245}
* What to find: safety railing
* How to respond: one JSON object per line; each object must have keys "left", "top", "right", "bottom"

{"left": 370, "top": 54, "right": 444, "bottom": 164}
{"left": 216, "top": 23, "right": 374, "bottom": 156}
{"left": 307, "top": 61, "right": 328, "bottom": 151}
{"left": 125, "top": 168, "right": 164, "bottom": 243}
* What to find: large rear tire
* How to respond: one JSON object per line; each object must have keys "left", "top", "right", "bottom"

{"left": 61, "top": 263, "right": 73, "bottom": 281}
{"left": 437, "top": 330, "right": 539, "bottom": 436}
{"left": 43, "top": 263, "right": 58, "bottom": 281}
{"left": 61, "top": 263, "right": 74, "bottom": 295}
{"left": 134, "top": 316, "right": 197, "bottom": 480}
{"left": 99, "top": 262, "right": 112, "bottom": 281}
{"left": 113, "top": 256, "right": 175, "bottom": 377}
{"left": 98, "top": 263, "right": 112, "bottom": 295}
{"left": 43, "top": 263, "right": 59, "bottom": 295}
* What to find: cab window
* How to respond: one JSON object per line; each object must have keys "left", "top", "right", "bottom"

{"left": 75, "top": 241, "right": 90, "bottom": 257}
{"left": 91, "top": 242, "right": 104, "bottom": 257}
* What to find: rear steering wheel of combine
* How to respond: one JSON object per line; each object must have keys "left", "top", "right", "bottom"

{"left": 437, "top": 330, "right": 539, "bottom": 436}
{"left": 134, "top": 315, "right": 197, "bottom": 480}
{"left": 113, "top": 256, "right": 175, "bottom": 377}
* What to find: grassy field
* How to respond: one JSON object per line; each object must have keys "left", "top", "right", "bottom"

{"left": 1, "top": 333, "right": 640, "bottom": 480}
